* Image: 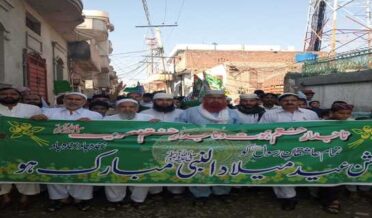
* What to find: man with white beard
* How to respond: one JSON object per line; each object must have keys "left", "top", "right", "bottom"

{"left": 103, "top": 98, "right": 158, "bottom": 209}
{"left": 141, "top": 93, "right": 184, "bottom": 195}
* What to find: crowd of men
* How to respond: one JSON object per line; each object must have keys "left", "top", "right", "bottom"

{"left": 0, "top": 85, "right": 371, "bottom": 214}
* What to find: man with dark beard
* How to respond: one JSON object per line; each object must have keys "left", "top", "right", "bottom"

{"left": 141, "top": 93, "right": 184, "bottom": 195}
{"left": 236, "top": 94, "right": 265, "bottom": 123}
{"left": 261, "top": 93, "right": 280, "bottom": 111}
{"left": 141, "top": 93, "right": 183, "bottom": 122}
{"left": 177, "top": 90, "right": 240, "bottom": 200}
{"left": 0, "top": 87, "right": 42, "bottom": 210}
{"left": 23, "top": 93, "right": 43, "bottom": 108}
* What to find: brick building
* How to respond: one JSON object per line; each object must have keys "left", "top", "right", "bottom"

{"left": 167, "top": 44, "right": 301, "bottom": 96}
{"left": 207, "top": 62, "right": 300, "bottom": 98}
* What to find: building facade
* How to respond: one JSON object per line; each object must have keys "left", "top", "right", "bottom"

{"left": 0, "top": 0, "right": 84, "bottom": 102}
{"left": 0, "top": 1, "right": 118, "bottom": 102}
{"left": 70, "top": 10, "right": 117, "bottom": 97}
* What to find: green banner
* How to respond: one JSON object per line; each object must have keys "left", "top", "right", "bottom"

{"left": 1, "top": 116, "right": 372, "bottom": 186}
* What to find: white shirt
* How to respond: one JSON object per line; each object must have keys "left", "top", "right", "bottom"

{"left": 43, "top": 107, "right": 102, "bottom": 120}
{"left": 235, "top": 110, "right": 260, "bottom": 124}
{"left": 141, "top": 108, "right": 183, "bottom": 122}
{"left": 262, "top": 105, "right": 281, "bottom": 111}
{"left": 0, "top": 103, "right": 41, "bottom": 118}
{"left": 140, "top": 101, "right": 153, "bottom": 108}
{"left": 259, "top": 107, "right": 319, "bottom": 123}
{"left": 104, "top": 113, "right": 154, "bottom": 121}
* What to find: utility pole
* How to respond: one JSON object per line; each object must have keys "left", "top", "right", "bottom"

{"left": 137, "top": 0, "right": 179, "bottom": 93}
{"left": 143, "top": 55, "right": 178, "bottom": 94}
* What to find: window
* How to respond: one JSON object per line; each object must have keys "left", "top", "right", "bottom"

{"left": 55, "top": 58, "right": 64, "bottom": 81}
{"left": 0, "top": 23, "right": 4, "bottom": 81}
{"left": 26, "top": 13, "right": 41, "bottom": 35}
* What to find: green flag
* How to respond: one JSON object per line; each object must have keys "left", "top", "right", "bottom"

{"left": 205, "top": 73, "right": 223, "bottom": 90}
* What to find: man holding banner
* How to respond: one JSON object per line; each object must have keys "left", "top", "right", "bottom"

{"left": 103, "top": 98, "right": 157, "bottom": 208}
{"left": 0, "top": 87, "right": 42, "bottom": 210}
{"left": 235, "top": 94, "right": 266, "bottom": 123}
{"left": 31, "top": 92, "right": 102, "bottom": 212}
{"left": 142, "top": 93, "right": 185, "bottom": 195}
{"left": 259, "top": 93, "right": 319, "bottom": 211}
{"left": 177, "top": 90, "right": 240, "bottom": 201}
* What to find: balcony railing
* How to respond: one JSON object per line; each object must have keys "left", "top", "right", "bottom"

{"left": 26, "top": 0, "right": 84, "bottom": 41}
{"left": 302, "top": 47, "right": 372, "bottom": 76}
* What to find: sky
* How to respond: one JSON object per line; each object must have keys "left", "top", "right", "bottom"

{"left": 83, "top": 0, "right": 310, "bottom": 84}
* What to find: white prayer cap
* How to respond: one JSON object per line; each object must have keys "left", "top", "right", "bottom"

{"left": 297, "top": 91, "right": 307, "bottom": 99}
{"left": 116, "top": 98, "right": 138, "bottom": 106}
{"left": 64, "top": 92, "right": 87, "bottom": 100}
{"left": 278, "top": 93, "right": 299, "bottom": 101}
{"left": 153, "top": 93, "right": 174, "bottom": 100}
{"left": 0, "top": 86, "right": 22, "bottom": 95}
{"left": 205, "top": 90, "right": 225, "bottom": 96}
{"left": 240, "top": 94, "right": 259, "bottom": 100}
{"left": 15, "top": 86, "right": 31, "bottom": 93}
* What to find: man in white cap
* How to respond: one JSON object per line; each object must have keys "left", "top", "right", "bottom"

{"left": 141, "top": 93, "right": 184, "bottom": 195}
{"left": 103, "top": 98, "right": 157, "bottom": 208}
{"left": 142, "top": 93, "right": 183, "bottom": 122}
{"left": 177, "top": 90, "right": 240, "bottom": 125}
{"left": 31, "top": 92, "right": 102, "bottom": 212}
{"left": 259, "top": 93, "right": 319, "bottom": 211}
{"left": 104, "top": 98, "right": 155, "bottom": 122}
{"left": 0, "top": 87, "right": 42, "bottom": 210}
{"left": 177, "top": 90, "right": 240, "bottom": 201}
{"left": 235, "top": 94, "right": 266, "bottom": 123}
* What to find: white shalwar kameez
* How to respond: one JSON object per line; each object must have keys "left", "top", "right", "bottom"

{"left": 103, "top": 113, "right": 156, "bottom": 203}
{"left": 43, "top": 107, "right": 102, "bottom": 200}
{"left": 259, "top": 107, "right": 319, "bottom": 199}
{"left": 0, "top": 103, "right": 42, "bottom": 196}
{"left": 176, "top": 106, "right": 241, "bottom": 198}
{"left": 141, "top": 108, "right": 184, "bottom": 194}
